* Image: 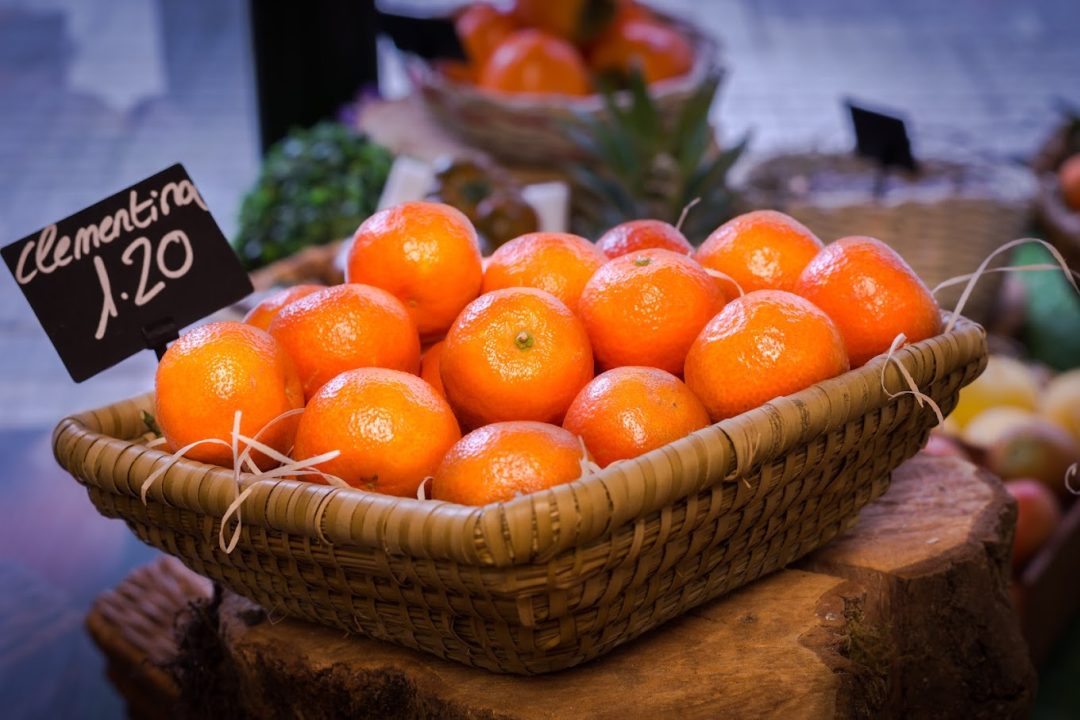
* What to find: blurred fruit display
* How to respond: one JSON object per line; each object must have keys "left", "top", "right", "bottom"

{"left": 426, "top": 155, "right": 539, "bottom": 250}
{"left": 406, "top": 2, "right": 721, "bottom": 170}
{"left": 1032, "top": 110, "right": 1080, "bottom": 349}
{"left": 932, "top": 352, "right": 1080, "bottom": 664}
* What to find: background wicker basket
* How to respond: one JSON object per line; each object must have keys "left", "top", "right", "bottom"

{"left": 53, "top": 318, "right": 986, "bottom": 675}
{"left": 739, "top": 152, "right": 1037, "bottom": 324}
{"left": 407, "top": 15, "right": 721, "bottom": 169}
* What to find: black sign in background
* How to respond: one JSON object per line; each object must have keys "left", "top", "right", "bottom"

{"left": 846, "top": 99, "right": 918, "bottom": 172}
{"left": 1, "top": 164, "right": 253, "bottom": 382}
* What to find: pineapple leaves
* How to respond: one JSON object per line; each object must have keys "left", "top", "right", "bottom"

{"left": 688, "top": 132, "right": 752, "bottom": 200}
{"left": 561, "top": 69, "right": 749, "bottom": 243}
{"left": 625, "top": 69, "right": 661, "bottom": 146}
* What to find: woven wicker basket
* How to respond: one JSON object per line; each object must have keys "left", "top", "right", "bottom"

{"left": 53, "top": 317, "right": 985, "bottom": 675}
{"left": 407, "top": 15, "right": 721, "bottom": 168}
{"left": 739, "top": 153, "right": 1037, "bottom": 324}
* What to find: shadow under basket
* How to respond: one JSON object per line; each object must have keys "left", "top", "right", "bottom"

{"left": 53, "top": 317, "right": 986, "bottom": 675}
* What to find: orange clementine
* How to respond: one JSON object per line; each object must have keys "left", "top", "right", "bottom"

{"left": 440, "top": 288, "right": 594, "bottom": 428}
{"left": 1059, "top": 153, "right": 1080, "bottom": 211}
{"left": 347, "top": 201, "right": 482, "bottom": 342}
{"left": 696, "top": 210, "right": 824, "bottom": 293}
{"left": 482, "top": 231, "right": 606, "bottom": 312}
{"left": 578, "top": 248, "right": 725, "bottom": 374}
{"left": 456, "top": 3, "right": 517, "bottom": 65}
{"left": 563, "top": 366, "right": 710, "bottom": 467}
{"left": 431, "top": 421, "right": 586, "bottom": 505}
{"left": 435, "top": 59, "right": 477, "bottom": 84}
{"left": 513, "top": 0, "right": 617, "bottom": 44}
{"left": 589, "top": 19, "right": 693, "bottom": 84}
{"left": 793, "top": 236, "right": 942, "bottom": 368}
{"left": 420, "top": 341, "right": 446, "bottom": 397}
{"left": 268, "top": 284, "right": 420, "bottom": 400}
{"left": 595, "top": 219, "right": 693, "bottom": 259}
{"left": 243, "top": 284, "right": 323, "bottom": 332}
{"left": 293, "top": 368, "right": 460, "bottom": 496}
{"left": 684, "top": 290, "right": 850, "bottom": 421}
{"left": 478, "top": 30, "right": 591, "bottom": 97}
{"left": 155, "top": 322, "right": 304, "bottom": 469}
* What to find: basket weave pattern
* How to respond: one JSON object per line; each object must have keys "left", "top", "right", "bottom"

{"left": 53, "top": 319, "right": 986, "bottom": 674}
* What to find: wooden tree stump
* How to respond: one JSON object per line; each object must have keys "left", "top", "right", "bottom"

{"left": 86, "top": 455, "right": 1035, "bottom": 719}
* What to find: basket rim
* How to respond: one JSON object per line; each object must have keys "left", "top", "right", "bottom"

{"left": 739, "top": 150, "right": 1037, "bottom": 210}
{"left": 405, "top": 11, "right": 722, "bottom": 114}
{"left": 54, "top": 316, "right": 986, "bottom": 568}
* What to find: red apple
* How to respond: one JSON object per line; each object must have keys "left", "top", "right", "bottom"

{"left": 922, "top": 432, "right": 970, "bottom": 461}
{"left": 1004, "top": 479, "right": 1062, "bottom": 571}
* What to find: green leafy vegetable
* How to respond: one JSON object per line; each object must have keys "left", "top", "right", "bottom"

{"left": 234, "top": 122, "right": 393, "bottom": 270}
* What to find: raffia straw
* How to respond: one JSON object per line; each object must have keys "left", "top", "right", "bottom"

{"left": 675, "top": 197, "right": 702, "bottom": 233}
{"left": 217, "top": 432, "right": 342, "bottom": 553}
{"left": 932, "top": 237, "right": 1080, "bottom": 334}
{"left": 417, "top": 477, "right": 432, "bottom": 500}
{"left": 879, "top": 333, "right": 945, "bottom": 427}
{"left": 138, "top": 408, "right": 346, "bottom": 553}
{"left": 703, "top": 268, "right": 745, "bottom": 298}
{"left": 577, "top": 436, "right": 603, "bottom": 479}
{"left": 882, "top": 237, "right": 1080, "bottom": 427}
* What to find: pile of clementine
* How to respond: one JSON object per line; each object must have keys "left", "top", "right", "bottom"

{"left": 447, "top": 0, "right": 695, "bottom": 97}
{"left": 156, "top": 201, "right": 945, "bottom": 507}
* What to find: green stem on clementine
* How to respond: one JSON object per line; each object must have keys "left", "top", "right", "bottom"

{"left": 515, "top": 331, "right": 534, "bottom": 350}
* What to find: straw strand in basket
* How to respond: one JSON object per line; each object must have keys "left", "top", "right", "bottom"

{"left": 139, "top": 408, "right": 347, "bottom": 553}
{"left": 879, "top": 237, "right": 1080, "bottom": 431}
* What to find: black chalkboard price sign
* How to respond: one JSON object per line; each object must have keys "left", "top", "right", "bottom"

{"left": 1, "top": 164, "right": 253, "bottom": 382}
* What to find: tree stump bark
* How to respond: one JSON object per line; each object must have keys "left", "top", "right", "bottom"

{"left": 86, "top": 455, "right": 1035, "bottom": 719}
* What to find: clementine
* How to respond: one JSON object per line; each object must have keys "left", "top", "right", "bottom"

{"left": 293, "top": 368, "right": 460, "bottom": 496}
{"left": 440, "top": 288, "right": 594, "bottom": 428}
{"left": 482, "top": 231, "right": 606, "bottom": 312}
{"left": 589, "top": 19, "right": 693, "bottom": 84}
{"left": 696, "top": 210, "right": 824, "bottom": 293}
{"left": 347, "top": 201, "right": 482, "bottom": 341}
{"left": 478, "top": 30, "right": 591, "bottom": 96}
{"left": 578, "top": 248, "right": 725, "bottom": 374}
{"left": 684, "top": 290, "right": 850, "bottom": 421}
{"left": 243, "top": 284, "right": 323, "bottom": 331}
{"left": 563, "top": 366, "right": 710, "bottom": 467}
{"left": 268, "top": 284, "right": 420, "bottom": 400}
{"left": 793, "top": 236, "right": 942, "bottom": 367}
{"left": 420, "top": 341, "right": 446, "bottom": 397}
{"left": 431, "top": 421, "right": 587, "bottom": 505}
{"left": 513, "top": 0, "right": 617, "bottom": 44}
{"left": 595, "top": 219, "right": 693, "bottom": 259}
{"left": 155, "top": 322, "right": 304, "bottom": 469}
{"left": 456, "top": 3, "right": 517, "bottom": 65}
